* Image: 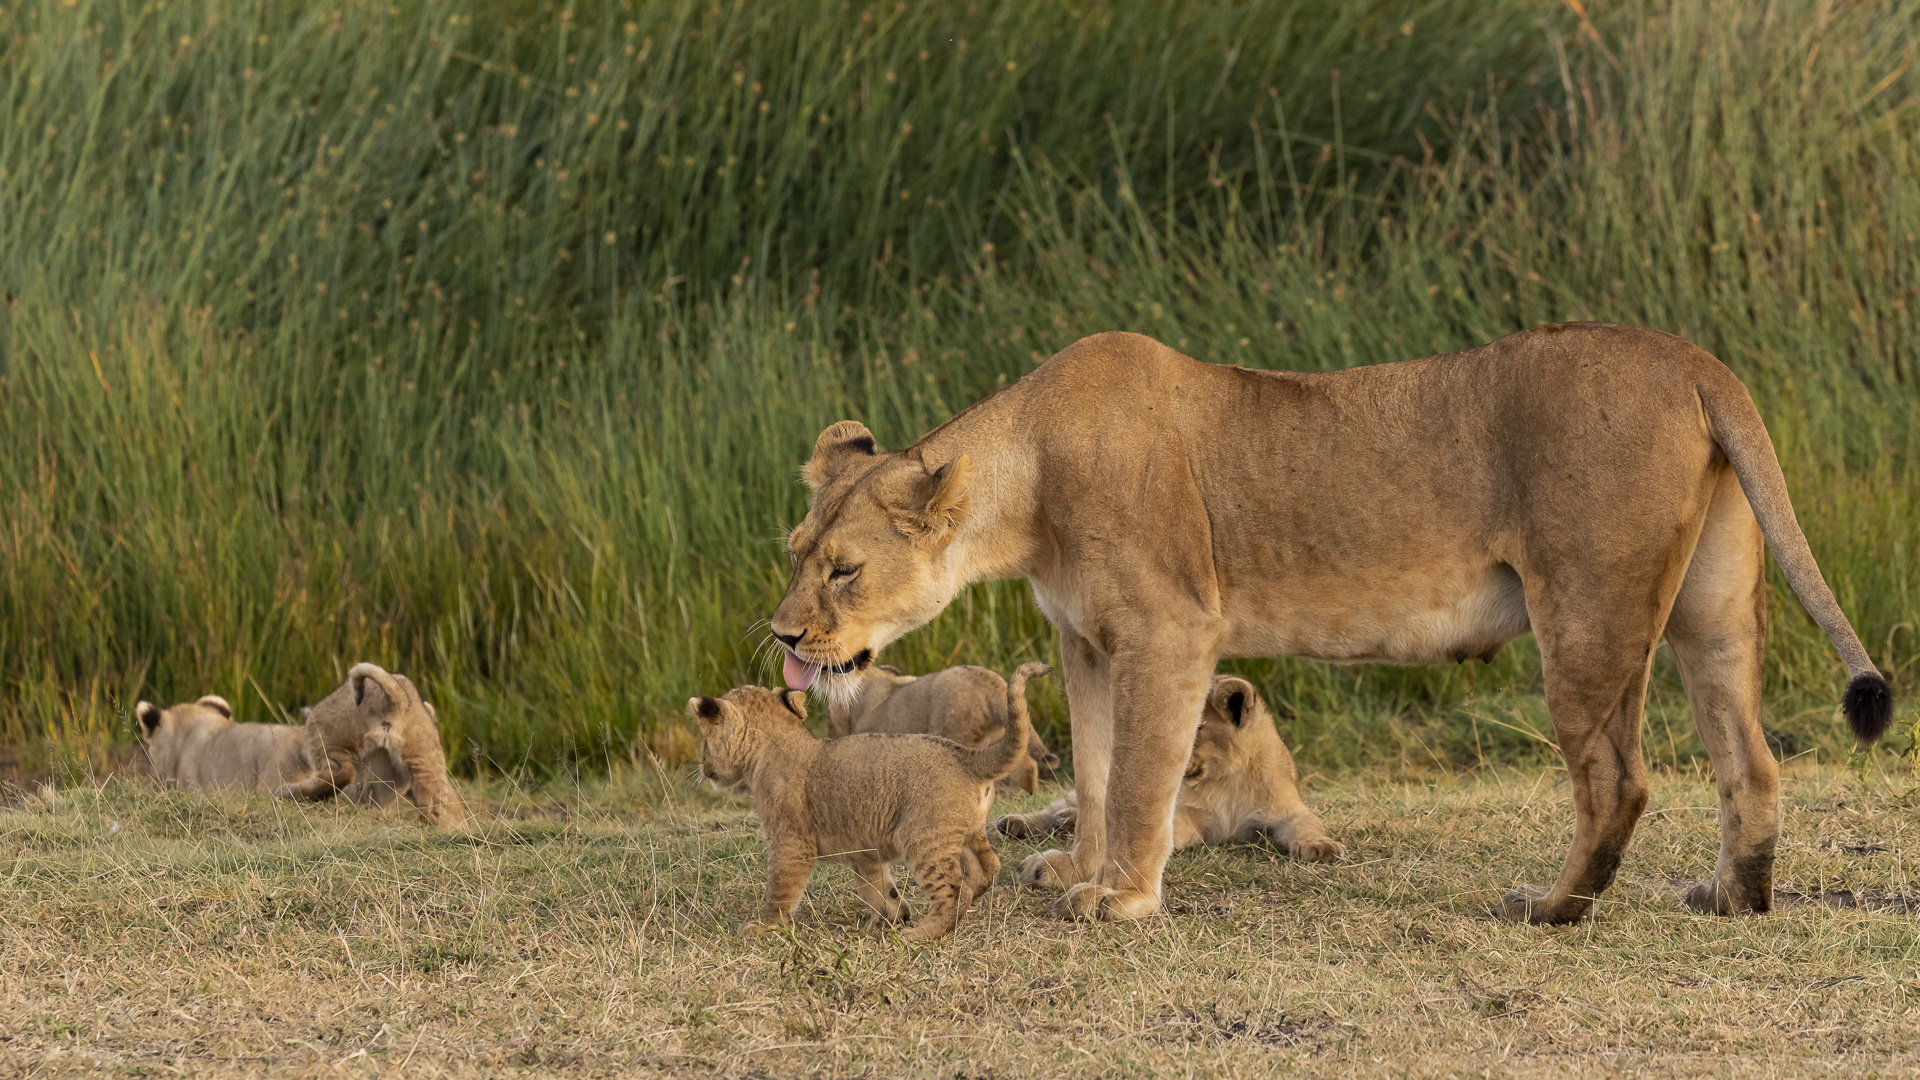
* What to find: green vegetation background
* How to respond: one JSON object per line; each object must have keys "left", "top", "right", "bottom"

{"left": 3, "top": 0, "right": 1914, "bottom": 778}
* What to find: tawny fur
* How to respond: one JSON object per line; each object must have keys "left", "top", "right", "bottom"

{"left": 828, "top": 663, "right": 1060, "bottom": 794}
{"left": 692, "top": 665, "right": 1048, "bottom": 941}
{"left": 278, "top": 663, "right": 468, "bottom": 828}
{"left": 135, "top": 695, "right": 429, "bottom": 814}
{"left": 996, "top": 676, "right": 1343, "bottom": 873}
{"left": 769, "top": 325, "right": 1890, "bottom": 925}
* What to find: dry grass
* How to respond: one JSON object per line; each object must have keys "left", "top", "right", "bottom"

{"left": 4, "top": 762, "right": 1918, "bottom": 1077}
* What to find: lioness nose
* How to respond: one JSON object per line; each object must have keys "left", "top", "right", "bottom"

{"left": 773, "top": 630, "right": 804, "bottom": 649}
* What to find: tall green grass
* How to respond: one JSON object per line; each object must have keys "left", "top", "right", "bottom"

{"left": 2, "top": 0, "right": 1914, "bottom": 778}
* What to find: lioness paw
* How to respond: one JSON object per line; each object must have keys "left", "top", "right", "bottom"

{"left": 1049, "top": 883, "right": 1159, "bottom": 921}
{"left": 1491, "top": 886, "right": 1593, "bottom": 925}
{"left": 1288, "top": 836, "right": 1346, "bottom": 863}
{"left": 738, "top": 919, "right": 785, "bottom": 936}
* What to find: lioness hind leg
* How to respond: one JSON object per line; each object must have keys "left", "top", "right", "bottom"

{"left": 1495, "top": 571, "right": 1679, "bottom": 925}
{"left": 851, "top": 860, "right": 912, "bottom": 929}
{"left": 1666, "top": 472, "right": 1777, "bottom": 916}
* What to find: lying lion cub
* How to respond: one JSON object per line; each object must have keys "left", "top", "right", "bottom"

{"left": 134, "top": 664, "right": 466, "bottom": 828}
{"left": 691, "top": 662, "right": 1049, "bottom": 941}
{"left": 997, "top": 675, "right": 1343, "bottom": 883}
{"left": 828, "top": 662, "right": 1060, "bottom": 794}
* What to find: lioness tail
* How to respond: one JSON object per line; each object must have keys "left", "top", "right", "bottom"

{"left": 1700, "top": 377, "right": 1892, "bottom": 741}
{"left": 965, "top": 662, "right": 1051, "bottom": 784}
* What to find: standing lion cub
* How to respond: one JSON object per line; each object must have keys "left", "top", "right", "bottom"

{"left": 691, "top": 661, "right": 1049, "bottom": 941}
{"left": 828, "top": 663, "right": 1060, "bottom": 793}
{"left": 997, "top": 675, "right": 1343, "bottom": 884}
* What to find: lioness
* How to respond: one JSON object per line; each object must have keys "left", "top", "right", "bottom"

{"left": 996, "top": 675, "right": 1343, "bottom": 866}
{"left": 691, "top": 662, "right": 1049, "bottom": 941}
{"left": 135, "top": 694, "right": 432, "bottom": 814}
{"left": 768, "top": 325, "right": 1892, "bottom": 924}
{"left": 828, "top": 662, "right": 1061, "bottom": 794}
{"left": 278, "top": 663, "right": 468, "bottom": 828}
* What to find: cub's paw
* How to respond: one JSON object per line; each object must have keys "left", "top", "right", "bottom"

{"left": 1049, "top": 883, "right": 1160, "bottom": 922}
{"left": 738, "top": 919, "right": 786, "bottom": 936}
{"left": 1015, "top": 849, "right": 1082, "bottom": 889}
{"left": 1490, "top": 886, "right": 1592, "bottom": 925}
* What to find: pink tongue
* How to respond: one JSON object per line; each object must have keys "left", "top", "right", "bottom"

{"left": 783, "top": 653, "right": 823, "bottom": 692}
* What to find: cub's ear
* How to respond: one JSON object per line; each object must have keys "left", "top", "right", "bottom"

{"left": 802, "top": 420, "right": 881, "bottom": 491}
{"left": 892, "top": 454, "right": 973, "bottom": 545}
{"left": 1208, "top": 677, "right": 1256, "bottom": 728}
{"left": 299, "top": 706, "right": 312, "bottom": 722}
{"left": 687, "top": 696, "right": 727, "bottom": 726}
{"left": 135, "top": 701, "right": 164, "bottom": 737}
{"left": 780, "top": 690, "right": 809, "bottom": 719}
{"left": 422, "top": 702, "right": 439, "bottom": 726}
{"left": 196, "top": 695, "right": 233, "bottom": 719}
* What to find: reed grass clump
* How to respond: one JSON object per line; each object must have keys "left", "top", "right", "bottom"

{"left": 1, "top": 0, "right": 1913, "bottom": 777}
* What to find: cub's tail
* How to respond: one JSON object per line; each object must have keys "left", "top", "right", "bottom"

{"left": 964, "top": 662, "right": 1051, "bottom": 784}
{"left": 1700, "top": 375, "right": 1893, "bottom": 741}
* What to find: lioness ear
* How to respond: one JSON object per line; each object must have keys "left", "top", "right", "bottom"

{"left": 1209, "top": 677, "right": 1255, "bottom": 728}
{"left": 893, "top": 454, "right": 973, "bottom": 545}
{"left": 423, "top": 702, "right": 439, "bottom": 726}
{"left": 135, "top": 701, "right": 163, "bottom": 737}
{"left": 196, "top": 695, "right": 233, "bottom": 719}
{"left": 780, "top": 690, "right": 809, "bottom": 719}
{"left": 802, "top": 421, "right": 881, "bottom": 491}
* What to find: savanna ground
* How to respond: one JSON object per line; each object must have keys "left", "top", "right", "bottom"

{"left": 5, "top": 0, "right": 1920, "bottom": 1075}
{"left": 4, "top": 763, "right": 1919, "bottom": 1078}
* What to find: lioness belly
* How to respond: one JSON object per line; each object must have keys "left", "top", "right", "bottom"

{"left": 1223, "top": 561, "right": 1530, "bottom": 666}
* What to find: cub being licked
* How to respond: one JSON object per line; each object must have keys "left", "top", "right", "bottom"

{"left": 691, "top": 662, "right": 1050, "bottom": 941}
{"left": 828, "top": 662, "right": 1060, "bottom": 794}
{"left": 997, "top": 675, "right": 1343, "bottom": 880}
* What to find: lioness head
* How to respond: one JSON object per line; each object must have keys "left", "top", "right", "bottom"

{"left": 689, "top": 686, "right": 811, "bottom": 793}
{"left": 133, "top": 695, "right": 235, "bottom": 780}
{"left": 769, "top": 421, "right": 974, "bottom": 700}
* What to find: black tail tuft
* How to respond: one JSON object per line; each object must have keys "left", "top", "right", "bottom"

{"left": 1843, "top": 672, "right": 1894, "bottom": 743}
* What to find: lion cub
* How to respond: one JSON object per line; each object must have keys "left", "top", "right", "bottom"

{"left": 691, "top": 662, "right": 1049, "bottom": 941}
{"left": 998, "top": 675, "right": 1343, "bottom": 883}
{"left": 280, "top": 663, "right": 468, "bottom": 828}
{"left": 135, "top": 690, "right": 436, "bottom": 817}
{"left": 828, "top": 662, "right": 1060, "bottom": 794}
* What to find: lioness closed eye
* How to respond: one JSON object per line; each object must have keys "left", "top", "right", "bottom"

{"left": 997, "top": 675, "right": 1343, "bottom": 876}
{"left": 828, "top": 662, "right": 1060, "bottom": 794}
{"left": 769, "top": 325, "right": 1893, "bottom": 925}
{"left": 693, "top": 664, "right": 1049, "bottom": 941}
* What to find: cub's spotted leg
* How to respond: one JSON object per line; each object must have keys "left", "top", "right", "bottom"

{"left": 1666, "top": 472, "right": 1778, "bottom": 915}
{"left": 273, "top": 744, "right": 354, "bottom": 801}
{"left": 1017, "top": 629, "right": 1108, "bottom": 890}
{"left": 850, "top": 859, "right": 912, "bottom": 929}
{"left": 901, "top": 851, "right": 971, "bottom": 942}
{"left": 742, "top": 834, "right": 816, "bottom": 934}
{"left": 961, "top": 828, "right": 1000, "bottom": 895}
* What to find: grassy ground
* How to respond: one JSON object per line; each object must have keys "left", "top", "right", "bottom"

{"left": 3, "top": 763, "right": 1918, "bottom": 1077}
{"left": 3, "top": 0, "right": 1916, "bottom": 777}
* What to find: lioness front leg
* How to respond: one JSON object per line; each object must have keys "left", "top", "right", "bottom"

{"left": 1017, "top": 629, "right": 1109, "bottom": 890}
{"left": 1053, "top": 641, "right": 1212, "bottom": 922}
